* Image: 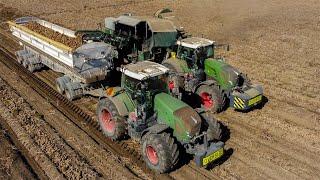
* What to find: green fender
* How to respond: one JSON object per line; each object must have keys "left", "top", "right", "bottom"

{"left": 102, "top": 87, "right": 135, "bottom": 117}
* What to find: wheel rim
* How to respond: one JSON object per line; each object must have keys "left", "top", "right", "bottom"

{"left": 200, "top": 92, "right": 214, "bottom": 109}
{"left": 100, "top": 109, "right": 115, "bottom": 133}
{"left": 146, "top": 145, "right": 159, "bottom": 165}
{"left": 168, "top": 81, "right": 175, "bottom": 90}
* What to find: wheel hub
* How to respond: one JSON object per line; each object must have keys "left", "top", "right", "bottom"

{"left": 200, "top": 92, "right": 214, "bottom": 109}
{"left": 146, "top": 145, "right": 159, "bottom": 165}
{"left": 168, "top": 81, "right": 175, "bottom": 90}
{"left": 100, "top": 109, "right": 115, "bottom": 133}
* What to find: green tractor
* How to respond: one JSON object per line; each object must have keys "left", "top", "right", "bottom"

{"left": 96, "top": 61, "right": 224, "bottom": 173}
{"left": 163, "top": 37, "right": 263, "bottom": 113}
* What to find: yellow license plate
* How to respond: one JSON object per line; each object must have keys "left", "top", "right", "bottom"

{"left": 202, "top": 148, "right": 224, "bottom": 166}
{"left": 248, "top": 95, "right": 262, "bottom": 106}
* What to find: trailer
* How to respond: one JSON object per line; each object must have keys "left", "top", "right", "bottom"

{"left": 8, "top": 17, "right": 118, "bottom": 100}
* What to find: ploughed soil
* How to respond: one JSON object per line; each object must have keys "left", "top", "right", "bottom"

{"left": 0, "top": 124, "right": 37, "bottom": 179}
{"left": 0, "top": 0, "right": 319, "bottom": 179}
{"left": 25, "top": 22, "right": 82, "bottom": 49}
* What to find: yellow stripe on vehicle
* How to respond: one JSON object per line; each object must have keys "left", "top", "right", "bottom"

{"left": 238, "top": 97, "right": 245, "bottom": 104}
{"left": 234, "top": 97, "right": 244, "bottom": 106}
{"left": 234, "top": 101, "right": 243, "bottom": 109}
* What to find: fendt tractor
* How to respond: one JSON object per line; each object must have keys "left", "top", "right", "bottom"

{"left": 163, "top": 37, "right": 264, "bottom": 113}
{"left": 97, "top": 61, "right": 224, "bottom": 173}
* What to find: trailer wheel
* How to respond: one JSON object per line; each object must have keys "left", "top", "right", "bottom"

{"left": 56, "top": 76, "right": 71, "bottom": 94}
{"left": 22, "top": 60, "right": 29, "bottom": 69}
{"left": 97, "top": 98, "right": 126, "bottom": 140}
{"left": 28, "top": 64, "right": 36, "bottom": 72}
{"left": 142, "top": 132, "right": 179, "bottom": 173}
{"left": 65, "top": 82, "right": 83, "bottom": 100}
{"left": 196, "top": 85, "right": 224, "bottom": 113}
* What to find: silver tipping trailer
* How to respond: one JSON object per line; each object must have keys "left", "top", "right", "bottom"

{"left": 8, "top": 17, "right": 118, "bottom": 100}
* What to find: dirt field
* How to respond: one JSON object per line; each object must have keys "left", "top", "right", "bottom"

{"left": 0, "top": 0, "right": 319, "bottom": 179}
{"left": 0, "top": 124, "right": 37, "bottom": 179}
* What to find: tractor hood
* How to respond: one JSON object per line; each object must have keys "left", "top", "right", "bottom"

{"left": 154, "top": 93, "right": 201, "bottom": 142}
{"left": 204, "top": 58, "right": 240, "bottom": 90}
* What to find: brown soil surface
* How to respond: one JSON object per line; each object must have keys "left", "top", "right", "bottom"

{"left": 0, "top": 0, "right": 320, "bottom": 179}
{"left": 0, "top": 78, "right": 101, "bottom": 179}
{"left": 25, "top": 22, "right": 82, "bottom": 49}
{"left": 0, "top": 124, "right": 37, "bottom": 179}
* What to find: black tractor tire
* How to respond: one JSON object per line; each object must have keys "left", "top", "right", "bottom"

{"left": 65, "top": 87, "right": 75, "bottom": 101}
{"left": 22, "top": 60, "right": 29, "bottom": 69}
{"left": 56, "top": 76, "right": 71, "bottom": 94}
{"left": 162, "top": 62, "right": 183, "bottom": 96}
{"left": 200, "top": 113, "right": 222, "bottom": 141}
{"left": 27, "top": 64, "right": 36, "bottom": 72}
{"left": 96, "top": 98, "right": 126, "bottom": 141}
{"left": 207, "top": 117, "right": 222, "bottom": 141}
{"left": 142, "top": 132, "right": 179, "bottom": 173}
{"left": 196, "top": 84, "right": 225, "bottom": 113}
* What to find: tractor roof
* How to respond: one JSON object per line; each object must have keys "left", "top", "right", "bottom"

{"left": 120, "top": 61, "right": 169, "bottom": 80}
{"left": 177, "top": 37, "right": 215, "bottom": 49}
{"left": 115, "top": 15, "right": 176, "bottom": 32}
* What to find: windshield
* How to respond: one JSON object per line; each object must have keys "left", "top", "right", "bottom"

{"left": 123, "top": 75, "right": 140, "bottom": 94}
{"left": 203, "top": 45, "right": 214, "bottom": 57}
{"left": 178, "top": 45, "right": 214, "bottom": 62}
{"left": 146, "top": 74, "right": 168, "bottom": 93}
{"left": 123, "top": 74, "right": 168, "bottom": 94}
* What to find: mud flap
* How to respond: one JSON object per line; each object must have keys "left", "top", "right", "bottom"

{"left": 194, "top": 141, "right": 224, "bottom": 167}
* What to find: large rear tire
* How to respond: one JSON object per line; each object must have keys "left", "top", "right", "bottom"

{"left": 142, "top": 132, "right": 179, "bottom": 173}
{"left": 162, "top": 62, "right": 183, "bottom": 97}
{"left": 196, "top": 84, "right": 225, "bottom": 113}
{"left": 97, "top": 98, "right": 126, "bottom": 140}
{"left": 207, "top": 118, "right": 222, "bottom": 141}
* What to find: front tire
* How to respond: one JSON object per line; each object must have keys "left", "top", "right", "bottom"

{"left": 97, "top": 98, "right": 126, "bottom": 140}
{"left": 142, "top": 132, "right": 179, "bottom": 173}
{"left": 196, "top": 84, "right": 225, "bottom": 113}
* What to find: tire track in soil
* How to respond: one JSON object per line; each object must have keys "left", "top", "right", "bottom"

{"left": 0, "top": 103, "right": 63, "bottom": 180}
{"left": 228, "top": 54, "right": 319, "bottom": 99}
{"left": 227, "top": 55, "right": 319, "bottom": 98}
{"left": 228, "top": 45, "right": 320, "bottom": 97}
{"left": 240, "top": 101, "right": 320, "bottom": 153}
{"left": 0, "top": 78, "right": 102, "bottom": 179}
{"left": 215, "top": 155, "right": 273, "bottom": 179}
{"left": 0, "top": 124, "right": 37, "bottom": 179}
{"left": 214, "top": 113, "right": 320, "bottom": 179}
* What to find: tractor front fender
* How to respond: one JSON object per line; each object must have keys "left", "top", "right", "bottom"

{"left": 193, "top": 80, "right": 217, "bottom": 93}
{"left": 99, "top": 89, "right": 135, "bottom": 117}
{"left": 100, "top": 96, "right": 130, "bottom": 117}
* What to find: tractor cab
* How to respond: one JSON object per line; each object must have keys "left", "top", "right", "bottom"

{"left": 104, "top": 15, "right": 178, "bottom": 62}
{"left": 175, "top": 37, "right": 215, "bottom": 69}
{"left": 119, "top": 61, "right": 170, "bottom": 122}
